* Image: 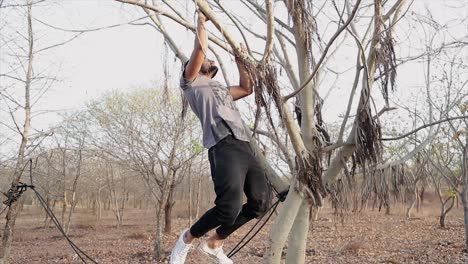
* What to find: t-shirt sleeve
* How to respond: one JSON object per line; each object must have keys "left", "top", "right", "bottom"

{"left": 179, "top": 69, "right": 198, "bottom": 90}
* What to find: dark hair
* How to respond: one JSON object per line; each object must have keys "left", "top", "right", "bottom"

{"left": 182, "top": 60, "right": 218, "bottom": 78}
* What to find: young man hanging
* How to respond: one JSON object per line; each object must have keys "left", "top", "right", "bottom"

{"left": 169, "top": 9, "right": 270, "bottom": 264}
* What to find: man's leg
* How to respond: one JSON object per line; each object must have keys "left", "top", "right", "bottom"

{"left": 214, "top": 143, "right": 271, "bottom": 239}
{"left": 189, "top": 136, "right": 249, "bottom": 241}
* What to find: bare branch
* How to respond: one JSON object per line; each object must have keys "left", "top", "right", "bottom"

{"left": 115, "top": 0, "right": 231, "bottom": 52}
{"left": 381, "top": 115, "right": 468, "bottom": 141}
{"left": 34, "top": 16, "right": 149, "bottom": 33}
{"left": 283, "top": 0, "right": 362, "bottom": 102}
{"left": 34, "top": 32, "right": 84, "bottom": 54}
{"left": 261, "top": 0, "right": 275, "bottom": 64}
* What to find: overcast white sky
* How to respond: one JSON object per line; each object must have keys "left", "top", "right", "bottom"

{"left": 0, "top": 0, "right": 467, "bottom": 157}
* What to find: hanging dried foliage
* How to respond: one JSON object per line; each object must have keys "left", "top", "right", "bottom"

{"left": 390, "top": 165, "right": 408, "bottom": 200}
{"left": 240, "top": 51, "right": 327, "bottom": 205}
{"left": 239, "top": 52, "right": 284, "bottom": 128}
{"left": 355, "top": 101, "right": 382, "bottom": 166}
{"left": 295, "top": 145, "right": 326, "bottom": 206}
{"left": 328, "top": 157, "right": 410, "bottom": 214}
{"left": 375, "top": 25, "right": 397, "bottom": 105}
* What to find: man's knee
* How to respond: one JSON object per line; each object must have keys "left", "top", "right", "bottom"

{"left": 255, "top": 196, "right": 270, "bottom": 216}
{"left": 246, "top": 192, "right": 270, "bottom": 218}
{"left": 217, "top": 203, "right": 242, "bottom": 225}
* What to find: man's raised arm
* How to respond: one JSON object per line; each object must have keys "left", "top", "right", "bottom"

{"left": 183, "top": 11, "right": 209, "bottom": 81}
{"left": 229, "top": 44, "right": 253, "bottom": 101}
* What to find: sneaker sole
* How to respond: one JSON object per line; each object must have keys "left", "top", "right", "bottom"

{"left": 197, "top": 245, "right": 227, "bottom": 264}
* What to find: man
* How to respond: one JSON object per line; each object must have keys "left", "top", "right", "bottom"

{"left": 170, "top": 10, "right": 270, "bottom": 264}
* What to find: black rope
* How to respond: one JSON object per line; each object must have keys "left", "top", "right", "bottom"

{"left": 1, "top": 160, "right": 35, "bottom": 212}
{"left": 2, "top": 182, "right": 33, "bottom": 207}
{"left": 2, "top": 158, "right": 290, "bottom": 261}
{"left": 1, "top": 159, "right": 99, "bottom": 264}
{"left": 227, "top": 189, "right": 289, "bottom": 258}
{"left": 31, "top": 187, "right": 98, "bottom": 264}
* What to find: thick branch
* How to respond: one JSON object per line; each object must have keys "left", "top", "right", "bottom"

{"left": 115, "top": 0, "right": 230, "bottom": 52}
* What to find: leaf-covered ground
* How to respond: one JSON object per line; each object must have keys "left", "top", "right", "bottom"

{"left": 8, "top": 200, "right": 468, "bottom": 263}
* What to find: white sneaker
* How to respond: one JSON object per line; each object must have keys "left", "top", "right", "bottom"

{"left": 198, "top": 241, "right": 233, "bottom": 264}
{"left": 170, "top": 228, "right": 192, "bottom": 264}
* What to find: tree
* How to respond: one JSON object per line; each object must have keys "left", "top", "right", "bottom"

{"left": 0, "top": 2, "right": 37, "bottom": 262}
{"left": 110, "top": 0, "right": 468, "bottom": 262}
{"left": 0, "top": 0, "right": 85, "bottom": 261}
{"left": 86, "top": 87, "right": 202, "bottom": 259}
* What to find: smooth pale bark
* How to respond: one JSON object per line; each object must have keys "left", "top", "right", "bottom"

{"left": 324, "top": 132, "right": 357, "bottom": 184}
{"left": 285, "top": 198, "right": 310, "bottom": 264}
{"left": 264, "top": 184, "right": 303, "bottom": 264}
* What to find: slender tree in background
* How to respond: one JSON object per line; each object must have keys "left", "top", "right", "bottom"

{"left": 0, "top": 0, "right": 82, "bottom": 261}
{"left": 0, "top": 2, "right": 35, "bottom": 263}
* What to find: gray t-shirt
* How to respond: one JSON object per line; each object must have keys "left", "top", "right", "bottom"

{"left": 180, "top": 74, "right": 249, "bottom": 149}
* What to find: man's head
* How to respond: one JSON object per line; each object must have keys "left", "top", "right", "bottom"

{"left": 200, "top": 58, "right": 218, "bottom": 78}
{"left": 184, "top": 58, "right": 218, "bottom": 79}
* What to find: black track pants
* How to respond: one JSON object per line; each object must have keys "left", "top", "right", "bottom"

{"left": 190, "top": 135, "right": 271, "bottom": 239}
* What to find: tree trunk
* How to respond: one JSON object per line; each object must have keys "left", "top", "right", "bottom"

{"left": 61, "top": 191, "right": 67, "bottom": 226}
{"left": 462, "top": 131, "right": 467, "bottom": 251}
{"left": 264, "top": 184, "right": 303, "bottom": 264}
{"left": 417, "top": 185, "right": 425, "bottom": 212}
{"left": 65, "top": 148, "right": 83, "bottom": 235}
{"left": 440, "top": 197, "right": 455, "bottom": 228}
{"left": 44, "top": 200, "right": 56, "bottom": 228}
{"left": 43, "top": 196, "right": 51, "bottom": 224}
{"left": 195, "top": 174, "right": 202, "bottom": 219}
{"left": 0, "top": 2, "right": 33, "bottom": 262}
{"left": 164, "top": 201, "right": 173, "bottom": 234}
{"left": 406, "top": 185, "right": 418, "bottom": 219}
{"left": 188, "top": 166, "right": 192, "bottom": 226}
{"left": 97, "top": 189, "right": 102, "bottom": 220}
{"left": 65, "top": 192, "right": 77, "bottom": 235}
{"left": 153, "top": 203, "right": 164, "bottom": 260}
{"left": 285, "top": 199, "right": 310, "bottom": 264}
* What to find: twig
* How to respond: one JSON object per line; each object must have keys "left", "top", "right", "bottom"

{"left": 381, "top": 115, "right": 468, "bottom": 141}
